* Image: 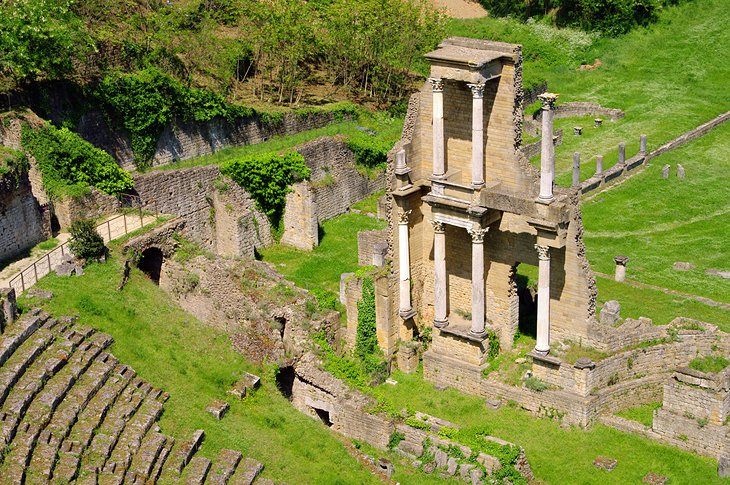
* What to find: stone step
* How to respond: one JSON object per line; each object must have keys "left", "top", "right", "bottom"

{"left": 0, "top": 325, "right": 55, "bottom": 408}
{"left": 148, "top": 433, "right": 175, "bottom": 483}
{"left": 80, "top": 377, "right": 151, "bottom": 473}
{"left": 207, "top": 448, "right": 243, "bottom": 484}
{"left": 0, "top": 326, "right": 91, "bottom": 449}
{"left": 182, "top": 456, "right": 212, "bottom": 485}
{"left": 160, "top": 429, "right": 205, "bottom": 480}
{"left": 0, "top": 333, "right": 112, "bottom": 481}
{"left": 51, "top": 365, "right": 135, "bottom": 483}
{"left": 0, "top": 310, "right": 47, "bottom": 367}
{"left": 98, "top": 397, "right": 164, "bottom": 483}
{"left": 229, "top": 457, "right": 264, "bottom": 485}
{"left": 27, "top": 352, "right": 118, "bottom": 482}
{"left": 124, "top": 431, "right": 168, "bottom": 483}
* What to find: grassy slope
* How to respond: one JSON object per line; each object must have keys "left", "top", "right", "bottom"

{"left": 19, "top": 255, "right": 378, "bottom": 485}
{"left": 374, "top": 370, "right": 727, "bottom": 485}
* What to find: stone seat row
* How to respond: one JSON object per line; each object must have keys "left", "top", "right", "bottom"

{"left": 0, "top": 310, "right": 265, "bottom": 484}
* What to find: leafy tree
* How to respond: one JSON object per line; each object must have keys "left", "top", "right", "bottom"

{"left": 68, "top": 219, "right": 105, "bottom": 261}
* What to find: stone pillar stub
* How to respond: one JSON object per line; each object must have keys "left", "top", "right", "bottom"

{"left": 430, "top": 78, "right": 445, "bottom": 177}
{"left": 618, "top": 142, "right": 626, "bottom": 165}
{"left": 537, "top": 93, "right": 558, "bottom": 204}
{"left": 467, "top": 82, "right": 485, "bottom": 188}
{"left": 534, "top": 244, "right": 551, "bottom": 354}
{"left": 468, "top": 227, "right": 488, "bottom": 338}
{"left": 614, "top": 255, "right": 629, "bottom": 282}
{"left": 431, "top": 220, "right": 448, "bottom": 328}
{"left": 640, "top": 134, "right": 647, "bottom": 154}
{"left": 596, "top": 156, "right": 604, "bottom": 176}
{"left": 572, "top": 152, "right": 580, "bottom": 187}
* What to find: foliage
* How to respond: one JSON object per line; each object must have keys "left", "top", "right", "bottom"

{"left": 0, "top": 0, "right": 91, "bottom": 91}
{"left": 221, "top": 151, "right": 310, "bottom": 230}
{"left": 524, "top": 376, "right": 548, "bottom": 392}
{"left": 21, "top": 123, "right": 133, "bottom": 198}
{"left": 689, "top": 355, "right": 730, "bottom": 374}
{"left": 312, "top": 331, "right": 371, "bottom": 390}
{"left": 486, "top": 330, "right": 500, "bottom": 361}
{"left": 405, "top": 416, "right": 431, "bottom": 431}
{"left": 68, "top": 219, "right": 105, "bottom": 261}
{"left": 388, "top": 431, "right": 405, "bottom": 450}
{"left": 311, "top": 288, "right": 338, "bottom": 311}
{"left": 96, "top": 68, "right": 252, "bottom": 164}
{"left": 0, "top": 147, "right": 29, "bottom": 185}
{"left": 346, "top": 132, "right": 391, "bottom": 170}
{"left": 355, "top": 277, "right": 378, "bottom": 360}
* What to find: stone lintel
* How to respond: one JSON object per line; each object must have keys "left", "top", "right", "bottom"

{"left": 422, "top": 194, "right": 471, "bottom": 211}
{"left": 528, "top": 351, "right": 562, "bottom": 368}
{"left": 527, "top": 219, "right": 567, "bottom": 249}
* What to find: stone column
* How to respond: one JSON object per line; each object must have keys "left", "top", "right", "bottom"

{"left": 534, "top": 244, "right": 551, "bottom": 355}
{"left": 596, "top": 155, "right": 603, "bottom": 176}
{"left": 430, "top": 78, "right": 445, "bottom": 177}
{"left": 431, "top": 220, "right": 448, "bottom": 328}
{"left": 537, "top": 93, "right": 558, "bottom": 203}
{"left": 640, "top": 134, "right": 647, "bottom": 154}
{"left": 398, "top": 210, "right": 414, "bottom": 318}
{"left": 614, "top": 255, "right": 629, "bottom": 282}
{"left": 468, "top": 227, "right": 488, "bottom": 337}
{"left": 618, "top": 142, "right": 626, "bottom": 164}
{"left": 572, "top": 152, "right": 580, "bottom": 187}
{"left": 467, "top": 82, "right": 485, "bottom": 188}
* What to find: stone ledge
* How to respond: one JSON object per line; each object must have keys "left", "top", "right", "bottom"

{"left": 528, "top": 351, "right": 562, "bottom": 368}
{"left": 439, "top": 324, "right": 488, "bottom": 343}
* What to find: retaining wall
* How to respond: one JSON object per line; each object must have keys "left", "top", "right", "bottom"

{"left": 0, "top": 172, "right": 50, "bottom": 264}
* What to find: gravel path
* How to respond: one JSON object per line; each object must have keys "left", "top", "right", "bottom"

{"left": 430, "top": 0, "right": 487, "bottom": 19}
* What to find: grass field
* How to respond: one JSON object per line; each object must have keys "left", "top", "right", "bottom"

{"left": 18, "top": 245, "right": 380, "bottom": 484}
{"left": 374, "top": 370, "right": 728, "bottom": 485}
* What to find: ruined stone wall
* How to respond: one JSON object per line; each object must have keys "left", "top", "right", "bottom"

{"left": 652, "top": 409, "right": 729, "bottom": 459}
{"left": 357, "top": 229, "right": 388, "bottom": 266}
{"left": 0, "top": 172, "right": 50, "bottom": 264}
{"left": 280, "top": 183, "right": 317, "bottom": 251}
{"left": 79, "top": 110, "right": 354, "bottom": 170}
{"left": 532, "top": 102, "right": 624, "bottom": 122}
{"left": 53, "top": 189, "right": 121, "bottom": 229}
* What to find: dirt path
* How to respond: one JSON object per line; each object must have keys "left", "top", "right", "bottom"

{"left": 430, "top": 0, "right": 487, "bottom": 19}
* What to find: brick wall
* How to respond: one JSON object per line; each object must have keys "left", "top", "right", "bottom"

{"left": 53, "top": 189, "right": 121, "bottom": 229}
{"left": 0, "top": 172, "right": 51, "bottom": 264}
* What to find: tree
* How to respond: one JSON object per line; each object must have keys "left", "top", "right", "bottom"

{"left": 68, "top": 219, "right": 105, "bottom": 261}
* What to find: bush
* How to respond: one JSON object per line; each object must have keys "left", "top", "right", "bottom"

{"left": 355, "top": 277, "right": 378, "bottom": 360}
{"left": 346, "top": 132, "right": 391, "bottom": 169}
{"left": 68, "top": 219, "right": 105, "bottom": 261}
{"left": 221, "top": 151, "right": 310, "bottom": 231}
{"left": 524, "top": 376, "right": 548, "bottom": 392}
{"left": 312, "top": 288, "right": 338, "bottom": 311}
{"left": 21, "top": 123, "right": 133, "bottom": 198}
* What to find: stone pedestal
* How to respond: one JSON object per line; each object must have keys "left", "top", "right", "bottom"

{"left": 534, "top": 245, "right": 551, "bottom": 354}
{"left": 432, "top": 221, "right": 448, "bottom": 328}
{"left": 614, "top": 255, "right": 629, "bottom": 282}
{"left": 467, "top": 83, "right": 485, "bottom": 187}
{"left": 537, "top": 93, "right": 558, "bottom": 204}
{"left": 430, "top": 78, "right": 445, "bottom": 177}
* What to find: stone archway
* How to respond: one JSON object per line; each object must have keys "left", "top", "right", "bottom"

{"left": 138, "top": 247, "right": 164, "bottom": 284}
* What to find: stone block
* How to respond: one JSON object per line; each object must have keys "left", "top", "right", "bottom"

{"left": 593, "top": 456, "right": 617, "bottom": 471}
{"left": 600, "top": 300, "right": 621, "bottom": 326}
{"left": 718, "top": 456, "right": 730, "bottom": 478}
{"left": 433, "top": 447, "right": 448, "bottom": 469}
{"left": 372, "top": 242, "right": 388, "bottom": 267}
{"left": 677, "top": 164, "right": 685, "bottom": 179}
{"left": 206, "top": 400, "right": 230, "bottom": 420}
{"left": 340, "top": 273, "right": 354, "bottom": 305}
{"left": 477, "top": 452, "right": 501, "bottom": 475}
{"left": 470, "top": 467, "right": 485, "bottom": 485}
{"left": 397, "top": 343, "right": 420, "bottom": 373}
{"left": 228, "top": 372, "right": 260, "bottom": 399}
{"left": 706, "top": 269, "right": 730, "bottom": 279}
{"left": 673, "top": 262, "right": 695, "bottom": 271}
{"left": 643, "top": 472, "right": 669, "bottom": 484}
{"left": 486, "top": 399, "right": 502, "bottom": 410}
{"left": 377, "top": 458, "right": 394, "bottom": 478}
{"left": 459, "top": 463, "right": 475, "bottom": 481}
{"left": 445, "top": 457, "right": 458, "bottom": 477}
{"left": 662, "top": 164, "right": 670, "bottom": 179}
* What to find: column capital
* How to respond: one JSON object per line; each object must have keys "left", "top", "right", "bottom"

{"left": 430, "top": 220, "right": 445, "bottom": 234}
{"left": 398, "top": 210, "right": 412, "bottom": 224}
{"left": 467, "top": 82, "right": 485, "bottom": 99}
{"left": 535, "top": 244, "right": 550, "bottom": 261}
{"left": 538, "top": 92, "right": 559, "bottom": 110}
{"left": 614, "top": 255, "right": 629, "bottom": 266}
{"left": 429, "top": 78, "right": 444, "bottom": 92}
{"left": 468, "top": 227, "right": 488, "bottom": 243}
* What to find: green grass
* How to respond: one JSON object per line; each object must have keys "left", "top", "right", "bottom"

{"left": 374, "top": 370, "right": 728, "bottom": 485}
{"left": 18, "top": 254, "right": 379, "bottom": 484}
{"left": 150, "top": 112, "right": 403, "bottom": 172}
{"left": 689, "top": 355, "right": 730, "bottom": 374}
{"left": 36, "top": 238, "right": 59, "bottom": 251}
{"left": 259, "top": 213, "right": 386, "bottom": 294}
{"left": 351, "top": 190, "right": 384, "bottom": 215}
{"left": 616, "top": 402, "right": 662, "bottom": 427}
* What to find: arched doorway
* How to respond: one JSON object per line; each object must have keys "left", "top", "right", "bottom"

{"left": 138, "top": 247, "right": 163, "bottom": 284}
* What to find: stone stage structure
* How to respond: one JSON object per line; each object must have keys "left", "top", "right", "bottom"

{"left": 385, "top": 37, "right": 597, "bottom": 381}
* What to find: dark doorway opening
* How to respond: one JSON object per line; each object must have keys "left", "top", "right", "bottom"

{"left": 314, "top": 407, "right": 333, "bottom": 427}
{"left": 138, "top": 247, "right": 163, "bottom": 284}
{"left": 275, "top": 365, "right": 295, "bottom": 400}
{"left": 515, "top": 264, "right": 538, "bottom": 339}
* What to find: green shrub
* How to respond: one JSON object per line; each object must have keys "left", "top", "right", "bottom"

{"left": 689, "top": 355, "right": 730, "bottom": 374}
{"left": 68, "top": 219, "right": 105, "bottom": 261}
{"left": 388, "top": 431, "right": 405, "bottom": 450}
{"left": 21, "top": 123, "right": 133, "bottom": 198}
{"left": 346, "top": 132, "right": 390, "bottom": 169}
{"left": 405, "top": 416, "right": 431, "bottom": 431}
{"left": 312, "top": 288, "right": 338, "bottom": 311}
{"left": 355, "top": 277, "right": 378, "bottom": 360}
{"left": 221, "top": 151, "right": 310, "bottom": 230}
{"left": 524, "top": 376, "right": 548, "bottom": 392}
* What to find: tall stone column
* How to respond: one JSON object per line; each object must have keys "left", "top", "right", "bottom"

{"left": 431, "top": 220, "right": 448, "bottom": 328}
{"left": 398, "top": 210, "right": 414, "bottom": 318}
{"left": 537, "top": 93, "right": 558, "bottom": 203}
{"left": 468, "top": 227, "right": 488, "bottom": 337}
{"left": 430, "top": 78, "right": 445, "bottom": 177}
{"left": 534, "top": 244, "right": 551, "bottom": 355}
{"left": 467, "top": 82, "right": 485, "bottom": 188}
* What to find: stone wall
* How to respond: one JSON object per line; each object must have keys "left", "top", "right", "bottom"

{"left": 357, "top": 229, "right": 388, "bottom": 266}
{"left": 53, "top": 188, "right": 121, "bottom": 229}
{"left": 280, "top": 183, "right": 317, "bottom": 251}
{"left": 0, "top": 171, "right": 51, "bottom": 264}
{"left": 532, "top": 102, "right": 624, "bottom": 122}
{"left": 79, "top": 110, "right": 353, "bottom": 170}
{"left": 523, "top": 128, "right": 563, "bottom": 159}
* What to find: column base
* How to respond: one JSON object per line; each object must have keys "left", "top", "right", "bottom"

{"left": 471, "top": 181, "right": 485, "bottom": 190}
{"left": 468, "top": 328, "right": 488, "bottom": 339}
{"left": 533, "top": 346, "right": 550, "bottom": 356}
{"left": 536, "top": 195, "right": 555, "bottom": 205}
{"left": 433, "top": 318, "right": 449, "bottom": 329}
{"left": 399, "top": 308, "right": 416, "bottom": 320}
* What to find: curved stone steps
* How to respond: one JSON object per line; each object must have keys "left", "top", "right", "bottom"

{"left": 124, "top": 431, "right": 169, "bottom": 484}
{"left": 207, "top": 448, "right": 242, "bottom": 484}
{"left": 159, "top": 429, "right": 205, "bottom": 481}
{"left": 0, "top": 332, "right": 113, "bottom": 483}
{"left": 148, "top": 432, "right": 175, "bottom": 483}
{"left": 182, "top": 456, "right": 212, "bottom": 484}
{"left": 228, "top": 457, "right": 264, "bottom": 485}
{"left": 0, "top": 309, "right": 48, "bottom": 367}
{"left": 0, "top": 325, "right": 94, "bottom": 450}
{"left": 51, "top": 364, "right": 135, "bottom": 483}
{"left": 27, "top": 352, "right": 119, "bottom": 483}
